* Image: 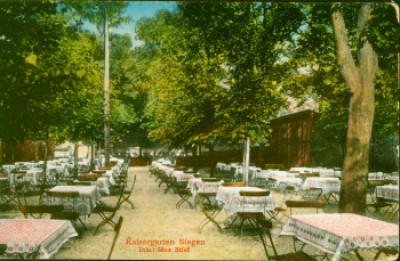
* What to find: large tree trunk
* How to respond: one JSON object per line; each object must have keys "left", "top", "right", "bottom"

{"left": 332, "top": 3, "right": 378, "bottom": 214}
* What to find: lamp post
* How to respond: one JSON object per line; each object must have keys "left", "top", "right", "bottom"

{"left": 97, "top": 2, "right": 111, "bottom": 167}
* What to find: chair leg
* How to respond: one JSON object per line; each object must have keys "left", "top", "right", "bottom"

{"left": 199, "top": 209, "right": 223, "bottom": 233}
{"left": 95, "top": 212, "right": 117, "bottom": 235}
{"left": 226, "top": 214, "right": 239, "bottom": 229}
{"left": 176, "top": 194, "right": 193, "bottom": 209}
{"left": 126, "top": 199, "right": 135, "bottom": 209}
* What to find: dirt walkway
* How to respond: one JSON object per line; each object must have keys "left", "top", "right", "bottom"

{"left": 52, "top": 166, "right": 397, "bottom": 260}
{"left": 56, "top": 166, "right": 267, "bottom": 260}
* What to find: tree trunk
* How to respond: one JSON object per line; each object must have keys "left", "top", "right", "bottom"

{"left": 90, "top": 141, "right": 96, "bottom": 171}
{"left": 209, "top": 144, "right": 215, "bottom": 177}
{"left": 40, "top": 139, "right": 49, "bottom": 196}
{"left": 332, "top": 3, "right": 378, "bottom": 214}
{"left": 73, "top": 142, "right": 79, "bottom": 179}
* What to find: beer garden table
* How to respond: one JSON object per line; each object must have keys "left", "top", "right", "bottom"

{"left": 216, "top": 186, "right": 274, "bottom": 218}
{"left": 41, "top": 185, "right": 98, "bottom": 214}
{"left": 302, "top": 177, "right": 341, "bottom": 202}
{"left": 0, "top": 219, "right": 77, "bottom": 259}
{"left": 281, "top": 213, "right": 399, "bottom": 261}
{"left": 188, "top": 178, "right": 224, "bottom": 198}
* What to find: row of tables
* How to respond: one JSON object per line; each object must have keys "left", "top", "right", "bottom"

{"left": 0, "top": 158, "right": 126, "bottom": 196}
{"left": 152, "top": 160, "right": 399, "bottom": 261}
{"left": 0, "top": 157, "right": 126, "bottom": 259}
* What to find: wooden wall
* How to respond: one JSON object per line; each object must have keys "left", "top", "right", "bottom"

{"left": 265, "top": 110, "right": 320, "bottom": 168}
{"left": 0, "top": 140, "right": 53, "bottom": 164}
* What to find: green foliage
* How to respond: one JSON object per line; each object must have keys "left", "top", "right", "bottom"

{"left": 0, "top": 1, "right": 105, "bottom": 145}
{"left": 138, "top": 2, "right": 305, "bottom": 150}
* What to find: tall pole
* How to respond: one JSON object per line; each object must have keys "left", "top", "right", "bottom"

{"left": 100, "top": 3, "right": 111, "bottom": 167}
{"left": 389, "top": 1, "right": 399, "bottom": 170}
{"left": 243, "top": 136, "right": 250, "bottom": 185}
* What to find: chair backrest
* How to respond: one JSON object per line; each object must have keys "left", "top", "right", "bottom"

{"left": 92, "top": 170, "right": 107, "bottom": 174}
{"left": 222, "top": 181, "right": 246, "bottom": 187}
{"left": 46, "top": 191, "right": 80, "bottom": 198}
{"left": 201, "top": 178, "right": 221, "bottom": 182}
{"left": 73, "top": 181, "right": 92, "bottom": 186}
{"left": 300, "top": 172, "right": 320, "bottom": 179}
{"left": 107, "top": 216, "right": 123, "bottom": 260}
{"left": 20, "top": 204, "right": 64, "bottom": 218}
{"left": 115, "top": 185, "right": 127, "bottom": 209}
{"left": 368, "top": 179, "right": 391, "bottom": 187}
{"left": 239, "top": 190, "right": 270, "bottom": 197}
{"left": 197, "top": 192, "right": 220, "bottom": 211}
{"left": 239, "top": 190, "right": 270, "bottom": 212}
{"left": 125, "top": 175, "right": 136, "bottom": 198}
{"left": 274, "top": 186, "right": 296, "bottom": 209}
{"left": 285, "top": 200, "right": 324, "bottom": 215}
{"left": 77, "top": 175, "right": 99, "bottom": 182}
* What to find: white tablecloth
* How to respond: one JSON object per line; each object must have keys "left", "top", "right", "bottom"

{"left": 188, "top": 178, "right": 224, "bottom": 197}
{"left": 41, "top": 185, "right": 98, "bottom": 214}
{"left": 276, "top": 177, "right": 304, "bottom": 189}
{"left": 171, "top": 171, "right": 194, "bottom": 182}
{"left": 303, "top": 177, "right": 341, "bottom": 194}
{"left": 376, "top": 185, "right": 399, "bottom": 202}
{"left": 0, "top": 219, "right": 77, "bottom": 259}
{"left": 216, "top": 186, "right": 274, "bottom": 217}
{"left": 281, "top": 213, "right": 399, "bottom": 261}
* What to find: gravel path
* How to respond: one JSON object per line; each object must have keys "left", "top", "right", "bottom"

{"left": 33, "top": 167, "right": 399, "bottom": 260}
{"left": 55, "top": 166, "right": 267, "bottom": 260}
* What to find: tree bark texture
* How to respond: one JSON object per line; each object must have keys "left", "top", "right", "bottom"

{"left": 73, "top": 142, "right": 79, "bottom": 179}
{"left": 331, "top": 3, "right": 378, "bottom": 214}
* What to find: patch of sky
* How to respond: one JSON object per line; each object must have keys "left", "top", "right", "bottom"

{"left": 77, "top": 1, "right": 177, "bottom": 48}
{"left": 115, "top": 1, "right": 177, "bottom": 47}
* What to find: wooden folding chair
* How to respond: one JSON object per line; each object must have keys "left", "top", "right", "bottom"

{"left": 77, "top": 174, "right": 101, "bottom": 182}
{"left": 226, "top": 190, "right": 270, "bottom": 233}
{"left": 284, "top": 200, "right": 326, "bottom": 254}
{"left": 94, "top": 185, "right": 125, "bottom": 235}
{"left": 1, "top": 184, "right": 25, "bottom": 209}
{"left": 198, "top": 192, "right": 223, "bottom": 233}
{"left": 299, "top": 173, "right": 320, "bottom": 179}
{"left": 366, "top": 179, "right": 393, "bottom": 214}
{"left": 19, "top": 204, "right": 64, "bottom": 219}
{"left": 107, "top": 216, "right": 124, "bottom": 260}
{"left": 158, "top": 171, "right": 174, "bottom": 194}
{"left": 119, "top": 175, "right": 136, "bottom": 209}
{"left": 269, "top": 185, "right": 297, "bottom": 225}
{"left": 255, "top": 218, "right": 316, "bottom": 261}
{"left": 285, "top": 200, "right": 324, "bottom": 215}
{"left": 44, "top": 191, "right": 87, "bottom": 230}
{"left": 173, "top": 177, "right": 193, "bottom": 209}
{"left": 66, "top": 180, "right": 92, "bottom": 186}
{"left": 301, "top": 187, "right": 323, "bottom": 201}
